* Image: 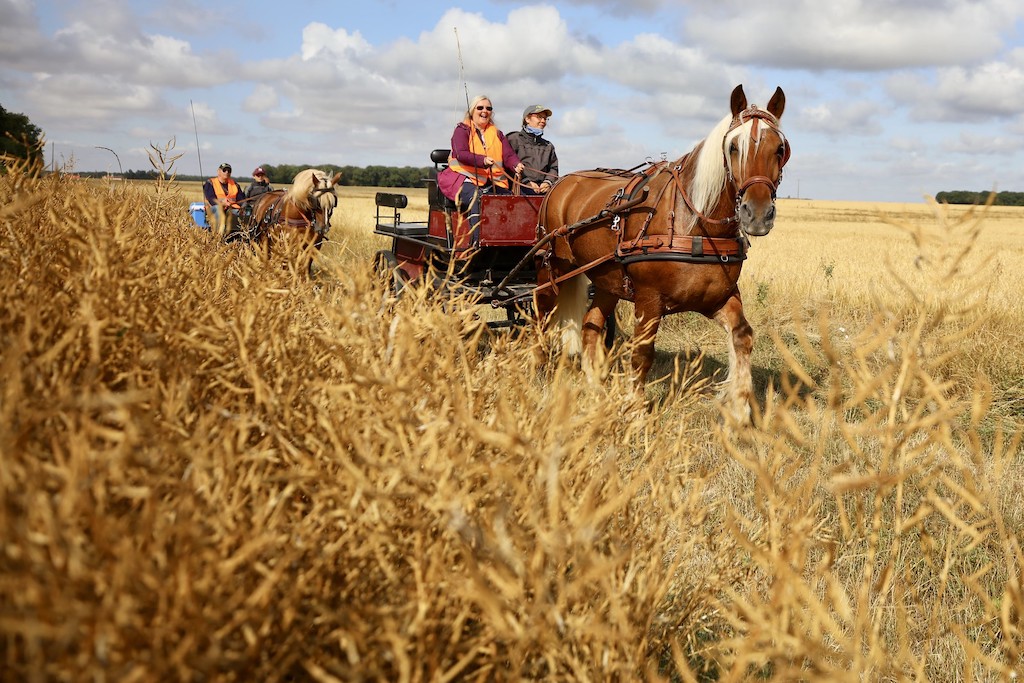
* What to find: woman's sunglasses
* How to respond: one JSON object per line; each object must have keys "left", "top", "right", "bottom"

{"left": 475, "top": 106, "right": 493, "bottom": 111}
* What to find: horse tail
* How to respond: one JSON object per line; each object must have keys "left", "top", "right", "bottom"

{"left": 551, "top": 274, "right": 588, "bottom": 357}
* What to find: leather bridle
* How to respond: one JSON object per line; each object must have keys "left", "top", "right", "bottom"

{"left": 724, "top": 106, "right": 791, "bottom": 202}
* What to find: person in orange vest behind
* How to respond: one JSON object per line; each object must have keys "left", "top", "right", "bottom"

{"left": 202, "top": 162, "right": 244, "bottom": 238}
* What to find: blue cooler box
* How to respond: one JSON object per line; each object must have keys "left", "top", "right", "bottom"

{"left": 189, "top": 202, "right": 209, "bottom": 230}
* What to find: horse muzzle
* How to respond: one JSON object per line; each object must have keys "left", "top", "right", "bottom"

{"left": 736, "top": 175, "right": 778, "bottom": 237}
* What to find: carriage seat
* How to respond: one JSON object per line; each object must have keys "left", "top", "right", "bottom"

{"left": 427, "top": 178, "right": 458, "bottom": 212}
{"left": 427, "top": 148, "right": 458, "bottom": 211}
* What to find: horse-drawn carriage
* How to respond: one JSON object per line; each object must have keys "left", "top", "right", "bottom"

{"left": 189, "top": 168, "right": 342, "bottom": 277}
{"left": 371, "top": 85, "right": 790, "bottom": 421}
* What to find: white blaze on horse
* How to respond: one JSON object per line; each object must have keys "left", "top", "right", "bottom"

{"left": 250, "top": 168, "right": 342, "bottom": 278}
{"left": 534, "top": 84, "right": 790, "bottom": 421}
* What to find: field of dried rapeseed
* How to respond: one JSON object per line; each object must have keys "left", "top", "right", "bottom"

{"left": 2, "top": 160, "right": 1023, "bottom": 681}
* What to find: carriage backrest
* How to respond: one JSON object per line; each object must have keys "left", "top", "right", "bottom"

{"left": 430, "top": 149, "right": 450, "bottom": 167}
{"left": 427, "top": 149, "right": 455, "bottom": 211}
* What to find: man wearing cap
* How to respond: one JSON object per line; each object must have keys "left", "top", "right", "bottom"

{"left": 246, "top": 166, "right": 274, "bottom": 199}
{"left": 507, "top": 105, "right": 559, "bottom": 195}
{"left": 202, "top": 162, "right": 244, "bottom": 237}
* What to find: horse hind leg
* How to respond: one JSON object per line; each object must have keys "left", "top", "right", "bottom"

{"left": 713, "top": 293, "right": 754, "bottom": 424}
{"left": 303, "top": 231, "right": 322, "bottom": 279}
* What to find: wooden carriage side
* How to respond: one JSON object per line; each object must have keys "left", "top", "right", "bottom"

{"left": 373, "top": 149, "right": 542, "bottom": 312}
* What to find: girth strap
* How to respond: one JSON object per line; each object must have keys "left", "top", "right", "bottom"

{"left": 616, "top": 233, "right": 746, "bottom": 263}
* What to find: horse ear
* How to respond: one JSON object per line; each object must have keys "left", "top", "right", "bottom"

{"left": 730, "top": 85, "right": 747, "bottom": 117}
{"left": 767, "top": 87, "right": 785, "bottom": 119}
{"left": 331, "top": 172, "right": 342, "bottom": 186}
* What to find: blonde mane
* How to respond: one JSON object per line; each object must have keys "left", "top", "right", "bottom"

{"left": 686, "top": 113, "right": 734, "bottom": 223}
{"left": 287, "top": 168, "right": 338, "bottom": 213}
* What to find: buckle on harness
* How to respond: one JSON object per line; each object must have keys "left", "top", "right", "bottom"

{"left": 692, "top": 235, "right": 703, "bottom": 257}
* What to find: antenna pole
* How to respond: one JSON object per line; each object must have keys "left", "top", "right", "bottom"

{"left": 190, "top": 100, "right": 204, "bottom": 178}
{"left": 453, "top": 28, "right": 471, "bottom": 115}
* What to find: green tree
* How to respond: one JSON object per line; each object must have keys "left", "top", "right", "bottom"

{"left": 0, "top": 104, "right": 43, "bottom": 165}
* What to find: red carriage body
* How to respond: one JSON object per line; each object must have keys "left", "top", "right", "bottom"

{"left": 373, "top": 150, "right": 543, "bottom": 326}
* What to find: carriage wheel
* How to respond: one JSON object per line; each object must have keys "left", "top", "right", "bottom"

{"left": 374, "top": 250, "right": 408, "bottom": 295}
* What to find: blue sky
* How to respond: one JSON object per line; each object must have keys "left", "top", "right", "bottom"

{"left": 2, "top": 0, "right": 1023, "bottom": 202}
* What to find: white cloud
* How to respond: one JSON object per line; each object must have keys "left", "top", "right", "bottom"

{"left": 300, "top": 23, "right": 372, "bottom": 63}
{"left": 888, "top": 59, "right": 1024, "bottom": 122}
{"left": 557, "top": 108, "right": 601, "bottom": 137}
{"left": 686, "top": 0, "right": 1020, "bottom": 70}
{"left": 797, "top": 99, "right": 886, "bottom": 136}
{"left": 490, "top": 0, "right": 670, "bottom": 18}
{"left": 942, "top": 131, "right": 1024, "bottom": 155}
{"left": 242, "top": 84, "right": 280, "bottom": 113}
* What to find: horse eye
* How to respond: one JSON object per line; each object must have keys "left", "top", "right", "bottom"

{"left": 776, "top": 144, "right": 786, "bottom": 157}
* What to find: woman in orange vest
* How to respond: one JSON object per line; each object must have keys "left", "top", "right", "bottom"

{"left": 437, "top": 96, "right": 524, "bottom": 244}
{"left": 202, "top": 162, "right": 244, "bottom": 237}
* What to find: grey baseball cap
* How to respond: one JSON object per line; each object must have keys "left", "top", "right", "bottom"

{"left": 522, "top": 104, "right": 552, "bottom": 122}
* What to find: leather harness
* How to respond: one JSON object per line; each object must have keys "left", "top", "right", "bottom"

{"left": 256, "top": 188, "right": 336, "bottom": 241}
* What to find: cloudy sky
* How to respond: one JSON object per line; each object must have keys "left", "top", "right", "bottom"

{"left": 2, "top": 0, "right": 1023, "bottom": 202}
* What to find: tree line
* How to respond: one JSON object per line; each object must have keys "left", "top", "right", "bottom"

{"left": 244, "top": 164, "right": 436, "bottom": 188}
{"left": 73, "top": 164, "right": 437, "bottom": 188}
{"left": 934, "top": 190, "right": 1024, "bottom": 206}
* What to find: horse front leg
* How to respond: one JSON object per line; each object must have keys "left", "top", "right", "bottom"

{"left": 631, "top": 295, "right": 663, "bottom": 385}
{"left": 305, "top": 230, "right": 323, "bottom": 279}
{"left": 712, "top": 292, "right": 754, "bottom": 424}
{"left": 580, "top": 289, "right": 618, "bottom": 378}
{"left": 260, "top": 232, "right": 274, "bottom": 265}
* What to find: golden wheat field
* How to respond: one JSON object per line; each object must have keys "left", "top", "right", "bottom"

{"left": 2, "top": 161, "right": 1023, "bottom": 682}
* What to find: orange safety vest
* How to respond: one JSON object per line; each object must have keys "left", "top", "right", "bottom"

{"left": 447, "top": 123, "right": 509, "bottom": 189}
{"left": 207, "top": 177, "right": 243, "bottom": 209}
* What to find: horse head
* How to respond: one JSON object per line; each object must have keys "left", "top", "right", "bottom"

{"left": 724, "top": 85, "right": 789, "bottom": 237}
{"left": 289, "top": 169, "right": 342, "bottom": 234}
{"left": 310, "top": 170, "right": 342, "bottom": 231}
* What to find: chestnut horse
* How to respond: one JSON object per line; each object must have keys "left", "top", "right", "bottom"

{"left": 250, "top": 168, "right": 342, "bottom": 277}
{"left": 535, "top": 84, "right": 790, "bottom": 420}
